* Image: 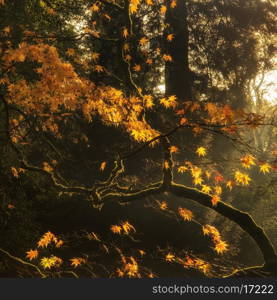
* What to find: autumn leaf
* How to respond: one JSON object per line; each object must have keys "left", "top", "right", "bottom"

{"left": 234, "top": 171, "right": 251, "bottom": 186}
{"left": 178, "top": 166, "right": 188, "bottom": 173}
{"left": 214, "top": 241, "right": 228, "bottom": 254}
{"left": 158, "top": 201, "right": 168, "bottom": 210}
{"left": 169, "top": 145, "right": 179, "bottom": 153}
{"left": 178, "top": 207, "right": 193, "bottom": 221}
{"left": 196, "top": 146, "right": 206, "bottom": 157}
{"left": 70, "top": 257, "right": 85, "bottom": 268}
{"left": 111, "top": 225, "right": 122, "bottom": 234}
{"left": 201, "top": 185, "right": 211, "bottom": 194}
{"left": 163, "top": 54, "right": 173, "bottom": 62}
{"left": 160, "top": 5, "right": 167, "bottom": 15}
{"left": 100, "top": 161, "right": 106, "bottom": 171}
{"left": 211, "top": 195, "right": 220, "bottom": 206}
{"left": 259, "top": 163, "right": 271, "bottom": 174}
{"left": 167, "top": 34, "right": 174, "bottom": 41}
{"left": 26, "top": 249, "right": 39, "bottom": 261}
{"left": 133, "top": 64, "right": 141, "bottom": 72}
{"left": 170, "top": 0, "right": 177, "bottom": 8}
{"left": 139, "top": 37, "right": 148, "bottom": 46}
{"left": 121, "top": 221, "right": 136, "bottom": 234}
{"left": 165, "top": 253, "right": 175, "bottom": 262}
{"left": 240, "top": 154, "right": 255, "bottom": 169}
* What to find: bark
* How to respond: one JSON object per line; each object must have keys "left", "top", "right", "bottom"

{"left": 165, "top": 0, "right": 191, "bottom": 101}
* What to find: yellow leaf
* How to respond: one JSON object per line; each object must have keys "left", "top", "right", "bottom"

{"left": 160, "top": 5, "right": 167, "bottom": 15}
{"left": 165, "top": 253, "right": 175, "bottom": 262}
{"left": 259, "top": 163, "right": 271, "bottom": 174}
{"left": 226, "top": 181, "right": 234, "bottom": 190}
{"left": 201, "top": 185, "right": 211, "bottom": 194}
{"left": 214, "top": 241, "right": 228, "bottom": 254}
{"left": 121, "top": 221, "right": 136, "bottom": 234}
{"left": 178, "top": 166, "right": 188, "bottom": 173}
{"left": 234, "top": 171, "right": 251, "bottom": 186}
{"left": 196, "top": 147, "right": 206, "bottom": 157}
{"left": 240, "top": 154, "right": 255, "bottom": 169}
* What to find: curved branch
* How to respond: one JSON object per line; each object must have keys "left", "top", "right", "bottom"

{"left": 170, "top": 183, "right": 277, "bottom": 267}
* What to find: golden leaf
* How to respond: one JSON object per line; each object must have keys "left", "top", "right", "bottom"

{"left": 196, "top": 146, "right": 206, "bottom": 157}
{"left": 167, "top": 34, "right": 174, "bottom": 41}
{"left": 100, "top": 161, "right": 106, "bottom": 171}
{"left": 165, "top": 253, "right": 175, "bottom": 262}
{"left": 70, "top": 257, "right": 85, "bottom": 268}
{"left": 178, "top": 207, "right": 193, "bottom": 221}
{"left": 160, "top": 5, "right": 167, "bottom": 15}
{"left": 169, "top": 145, "right": 179, "bottom": 153}
{"left": 214, "top": 241, "right": 228, "bottom": 254}
{"left": 259, "top": 163, "right": 271, "bottom": 174}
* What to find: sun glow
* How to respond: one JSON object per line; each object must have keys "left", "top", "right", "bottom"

{"left": 252, "top": 70, "right": 277, "bottom": 106}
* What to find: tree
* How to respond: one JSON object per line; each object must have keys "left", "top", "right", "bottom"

{"left": 0, "top": 0, "right": 276, "bottom": 277}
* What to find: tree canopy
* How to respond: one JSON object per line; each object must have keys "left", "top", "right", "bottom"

{"left": 0, "top": 0, "right": 276, "bottom": 278}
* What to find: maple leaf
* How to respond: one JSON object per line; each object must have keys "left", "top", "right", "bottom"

{"left": 167, "top": 34, "right": 174, "bottom": 41}
{"left": 234, "top": 171, "right": 251, "bottom": 186}
{"left": 111, "top": 225, "right": 122, "bottom": 234}
{"left": 165, "top": 253, "right": 175, "bottom": 262}
{"left": 133, "top": 64, "right": 141, "bottom": 72}
{"left": 146, "top": 58, "right": 153, "bottom": 65}
{"left": 169, "top": 145, "right": 179, "bottom": 153}
{"left": 226, "top": 181, "right": 234, "bottom": 190}
{"left": 214, "top": 241, "right": 228, "bottom": 254}
{"left": 178, "top": 166, "right": 188, "bottom": 173}
{"left": 193, "top": 177, "right": 203, "bottom": 186}
{"left": 139, "top": 37, "right": 148, "bottom": 46}
{"left": 26, "top": 249, "right": 39, "bottom": 261}
{"left": 70, "top": 257, "right": 85, "bottom": 268}
{"left": 201, "top": 185, "right": 211, "bottom": 194}
{"left": 90, "top": 3, "right": 100, "bottom": 12}
{"left": 259, "top": 163, "right": 271, "bottom": 174}
{"left": 94, "top": 65, "right": 104, "bottom": 72}
{"left": 214, "top": 173, "right": 224, "bottom": 183}
{"left": 160, "top": 5, "right": 167, "bottom": 14}
{"left": 211, "top": 195, "right": 220, "bottom": 206}
{"left": 170, "top": 0, "right": 177, "bottom": 8}
{"left": 160, "top": 95, "right": 177, "bottom": 108}
{"left": 91, "top": 52, "right": 100, "bottom": 62}
{"left": 178, "top": 207, "right": 193, "bottom": 221}
{"left": 121, "top": 221, "right": 136, "bottom": 234}
{"left": 66, "top": 48, "right": 75, "bottom": 56}
{"left": 100, "top": 161, "right": 106, "bottom": 171}
{"left": 240, "top": 154, "right": 255, "bottom": 169}
{"left": 158, "top": 201, "right": 168, "bottom": 210}
{"left": 43, "top": 162, "right": 53, "bottom": 172}
{"left": 163, "top": 54, "right": 173, "bottom": 62}
{"left": 196, "top": 146, "right": 206, "bottom": 157}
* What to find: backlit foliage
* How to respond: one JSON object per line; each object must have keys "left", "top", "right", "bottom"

{"left": 0, "top": 0, "right": 276, "bottom": 279}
